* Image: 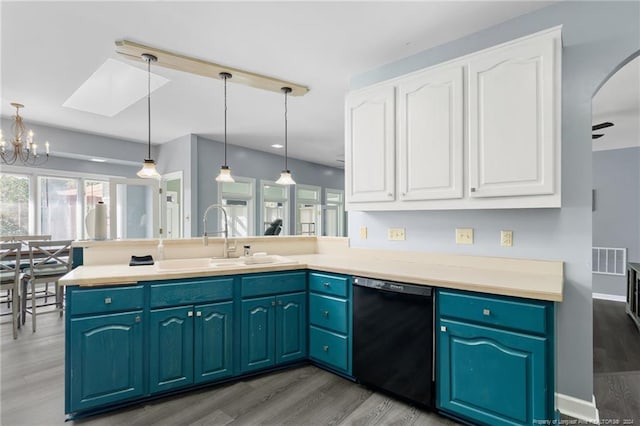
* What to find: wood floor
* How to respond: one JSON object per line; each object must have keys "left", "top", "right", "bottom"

{"left": 593, "top": 299, "right": 640, "bottom": 422}
{"left": 1, "top": 311, "right": 459, "bottom": 426}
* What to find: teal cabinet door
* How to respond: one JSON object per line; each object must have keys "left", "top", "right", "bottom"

{"left": 194, "top": 301, "right": 234, "bottom": 384}
{"left": 276, "top": 292, "right": 307, "bottom": 363}
{"left": 438, "top": 318, "right": 548, "bottom": 425}
{"left": 149, "top": 306, "right": 194, "bottom": 394}
{"left": 69, "top": 311, "right": 144, "bottom": 413}
{"left": 241, "top": 296, "right": 275, "bottom": 373}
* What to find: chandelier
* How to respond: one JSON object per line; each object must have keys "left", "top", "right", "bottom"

{"left": 1, "top": 103, "right": 50, "bottom": 166}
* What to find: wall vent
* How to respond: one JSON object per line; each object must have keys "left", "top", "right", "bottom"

{"left": 592, "top": 247, "right": 627, "bottom": 276}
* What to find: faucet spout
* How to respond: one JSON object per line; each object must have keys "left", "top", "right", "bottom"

{"left": 202, "top": 204, "right": 236, "bottom": 257}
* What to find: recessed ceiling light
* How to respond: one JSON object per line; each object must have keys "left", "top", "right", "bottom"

{"left": 90, "top": 158, "right": 107, "bottom": 163}
{"left": 63, "top": 59, "right": 169, "bottom": 117}
{"left": 271, "top": 144, "right": 284, "bottom": 149}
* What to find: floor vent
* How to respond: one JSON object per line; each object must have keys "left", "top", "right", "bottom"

{"left": 592, "top": 247, "right": 626, "bottom": 276}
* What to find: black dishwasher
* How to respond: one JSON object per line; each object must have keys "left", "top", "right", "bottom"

{"left": 353, "top": 276, "right": 434, "bottom": 408}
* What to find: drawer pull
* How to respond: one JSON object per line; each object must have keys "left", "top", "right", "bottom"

{"left": 323, "top": 282, "right": 330, "bottom": 288}
{"left": 440, "top": 326, "right": 447, "bottom": 332}
{"left": 104, "top": 297, "right": 112, "bottom": 304}
{"left": 323, "top": 345, "right": 329, "bottom": 352}
{"left": 196, "top": 311, "right": 202, "bottom": 317}
{"left": 483, "top": 309, "right": 491, "bottom": 316}
{"left": 278, "top": 300, "right": 283, "bottom": 306}
{"left": 135, "top": 316, "right": 141, "bottom": 323}
{"left": 272, "top": 301, "right": 276, "bottom": 306}
{"left": 188, "top": 311, "right": 193, "bottom": 317}
{"left": 322, "top": 310, "right": 329, "bottom": 318}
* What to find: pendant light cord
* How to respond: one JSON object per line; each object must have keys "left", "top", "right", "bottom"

{"left": 284, "top": 88, "right": 288, "bottom": 171}
{"left": 223, "top": 74, "right": 228, "bottom": 166}
{"left": 146, "top": 56, "right": 152, "bottom": 160}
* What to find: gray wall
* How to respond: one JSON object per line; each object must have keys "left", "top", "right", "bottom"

{"left": 196, "top": 135, "right": 344, "bottom": 236}
{"left": 349, "top": 1, "right": 640, "bottom": 403}
{"left": 592, "top": 147, "right": 640, "bottom": 296}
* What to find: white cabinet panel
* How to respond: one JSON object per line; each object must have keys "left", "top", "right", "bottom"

{"left": 469, "top": 34, "right": 558, "bottom": 198}
{"left": 398, "top": 66, "right": 463, "bottom": 201}
{"left": 345, "top": 86, "right": 395, "bottom": 203}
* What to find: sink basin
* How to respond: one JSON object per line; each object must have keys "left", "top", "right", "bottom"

{"left": 155, "top": 255, "right": 298, "bottom": 271}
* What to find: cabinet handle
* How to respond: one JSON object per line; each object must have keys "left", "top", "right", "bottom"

{"left": 188, "top": 311, "right": 193, "bottom": 317}
{"left": 323, "top": 345, "right": 329, "bottom": 352}
{"left": 196, "top": 311, "right": 202, "bottom": 317}
{"left": 471, "top": 188, "right": 477, "bottom": 192}
{"left": 483, "top": 309, "right": 491, "bottom": 316}
{"left": 272, "top": 301, "right": 276, "bottom": 306}
{"left": 322, "top": 310, "right": 329, "bottom": 318}
{"left": 104, "top": 297, "right": 112, "bottom": 304}
{"left": 323, "top": 282, "right": 330, "bottom": 288}
{"left": 402, "top": 192, "right": 406, "bottom": 196}
{"left": 387, "top": 193, "right": 393, "bottom": 197}
{"left": 440, "top": 325, "right": 447, "bottom": 332}
{"left": 135, "top": 316, "right": 141, "bottom": 323}
{"left": 278, "top": 300, "right": 283, "bottom": 306}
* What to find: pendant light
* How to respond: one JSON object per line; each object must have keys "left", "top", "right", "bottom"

{"left": 137, "top": 53, "right": 160, "bottom": 179}
{"left": 276, "top": 87, "right": 296, "bottom": 185}
{"left": 215, "top": 72, "right": 235, "bottom": 183}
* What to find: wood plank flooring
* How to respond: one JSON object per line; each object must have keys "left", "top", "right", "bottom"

{"left": 1, "top": 312, "right": 458, "bottom": 426}
{"left": 593, "top": 299, "right": 640, "bottom": 422}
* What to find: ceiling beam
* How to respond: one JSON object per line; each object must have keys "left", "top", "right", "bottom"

{"left": 115, "top": 39, "right": 309, "bottom": 96}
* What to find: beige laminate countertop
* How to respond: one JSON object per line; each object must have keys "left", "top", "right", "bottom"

{"left": 60, "top": 253, "right": 563, "bottom": 302}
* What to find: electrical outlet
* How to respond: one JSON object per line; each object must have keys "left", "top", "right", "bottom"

{"left": 388, "top": 228, "right": 406, "bottom": 241}
{"left": 360, "top": 227, "right": 368, "bottom": 240}
{"left": 501, "top": 230, "right": 513, "bottom": 247}
{"left": 455, "top": 228, "right": 474, "bottom": 245}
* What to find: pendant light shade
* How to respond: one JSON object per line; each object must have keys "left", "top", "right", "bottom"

{"left": 137, "top": 53, "right": 160, "bottom": 179}
{"left": 216, "top": 72, "right": 235, "bottom": 183}
{"left": 276, "top": 87, "right": 295, "bottom": 185}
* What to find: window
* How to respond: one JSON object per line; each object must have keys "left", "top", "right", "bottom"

{"left": 84, "top": 180, "right": 110, "bottom": 239}
{"left": 260, "top": 180, "right": 289, "bottom": 236}
{"left": 0, "top": 173, "right": 32, "bottom": 235}
{"left": 296, "top": 184, "right": 322, "bottom": 236}
{"left": 39, "top": 176, "right": 80, "bottom": 240}
{"left": 218, "top": 177, "right": 255, "bottom": 237}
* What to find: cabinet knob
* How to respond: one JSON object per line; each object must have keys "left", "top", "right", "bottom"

{"left": 135, "top": 316, "right": 141, "bottom": 323}
{"left": 471, "top": 188, "right": 477, "bottom": 192}
{"left": 278, "top": 300, "right": 283, "bottom": 306}
{"left": 388, "top": 193, "right": 393, "bottom": 197}
{"left": 440, "top": 325, "right": 447, "bottom": 332}
{"left": 323, "top": 345, "right": 329, "bottom": 352}
{"left": 483, "top": 309, "right": 491, "bottom": 316}
{"left": 104, "top": 297, "right": 112, "bottom": 304}
{"left": 402, "top": 192, "right": 406, "bottom": 196}
{"left": 322, "top": 310, "right": 329, "bottom": 317}
{"left": 196, "top": 311, "right": 202, "bottom": 317}
{"left": 272, "top": 301, "right": 276, "bottom": 306}
{"left": 188, "top": 311, "right": 193, "bottom": 317}
{"left": 323, "top": 282, "right": 330, "bottom": 288}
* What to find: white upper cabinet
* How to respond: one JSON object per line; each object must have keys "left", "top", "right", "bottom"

{"left": 345, "top": 27, "right": 561, "bottom": 211}
{"left": 398, "top": 65, "right": 463, "bottom": 201}
{"left": 468, "top": 32, "right": 559, "bottom": 198}
{"left": 345, "top": 85, "right": 396, "bottom": 203}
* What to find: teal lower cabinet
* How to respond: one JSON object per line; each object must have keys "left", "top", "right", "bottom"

{"left": 436, "top": 289, "right": 554, "bottom": 426}
{"left": 308, "top": 272, "right": 352, "bottom": 376}
{"left": 66, "top": 284, "right": 145, "bottom": 414}
{"left": 149, "top": 301, "right": 233, "bottom": 394}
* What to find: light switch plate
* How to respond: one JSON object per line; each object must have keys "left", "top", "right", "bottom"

{"left": 388, "top": 228, "right": 406, "bottom": 241}
{"left": 455, "top": 228, "right": 473, "bottom": 244}
{"left": 501, "top": 230, "right": 513, "bottom": 247}
{"left": 360, "top": 227, "right": 368, "bottom": 240}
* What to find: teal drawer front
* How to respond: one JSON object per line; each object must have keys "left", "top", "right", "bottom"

{"left": 70, "top": 285, "right": 144, "bottom": 316}
{"left": 309, "top": 273, "right": 348, "bottom": 297}
{"left": 241, "top": 272, "right": 306, "bottom": 298}
{"left": 150, "top": 278, "right": 233, "bottom": 308}
{"left": 309, "top": 326, "right": 348, "bottom": 371}
{"left": 438, "top": 290, "right": 548, "bottom": 335}
{"left": 309, "top": 293, "right": 348, "bottom": 334}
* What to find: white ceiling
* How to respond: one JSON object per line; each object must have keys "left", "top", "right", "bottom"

{"left": 1, "top": 1, "right": 556, "bottom": 168}
{"left": 592, "top": 56, "right": 640, "bottom": 152}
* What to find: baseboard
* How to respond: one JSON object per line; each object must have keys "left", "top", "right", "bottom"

{"left": 556, "top": 393, "right": 599, "bottom": 423}
{"left": 592, "top": 293, "right": 626, "bottom": 302}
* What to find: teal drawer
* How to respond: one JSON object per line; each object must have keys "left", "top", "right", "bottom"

{"left": 438, "top": 290, "right": 548, "bottom": 335}
{"left": 309, "top": 273, "right": 348, "bottom": 297}
{"left": 309, "top": 293, "right": 348, "bottom": 334}
{"left": 150, "top": 278, "right": 233, "bottom": 308}
{"left": 70, "top": 285, "right": 144, "bottom": 315}
{"left": 241, "top": 272, "right": 306, "bottom": 298}
{"left": 309, "top": 326, "right": 348, "bottom": 371}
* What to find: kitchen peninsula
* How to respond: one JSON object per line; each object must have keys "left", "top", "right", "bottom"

{"left": 61, "top": 236, "right": 563, "bottom": 425}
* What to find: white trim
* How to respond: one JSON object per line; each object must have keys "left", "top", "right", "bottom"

{"left": 592, "top": 293, "right": 626, "bottom": 302}
{"left": 556, "top": 393, "right": 599, "bottom": 423}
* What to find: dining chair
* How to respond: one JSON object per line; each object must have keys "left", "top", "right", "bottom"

{"left": 21, "top": 240, "right": 72, "bottom": 332}
{"left": 1, "top": 242, "right": 22, "bottom": 339}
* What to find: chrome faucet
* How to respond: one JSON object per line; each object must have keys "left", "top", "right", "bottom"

{"left": 202, "top": 204, "right": 237, "bottom": 258}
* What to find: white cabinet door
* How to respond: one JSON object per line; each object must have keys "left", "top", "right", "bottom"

{"left": 468, "top": 33, "right": 559, "bottom": 198}
{"left": 398, "top": 65, "right": 463, "bottom": 201}
{"left": 345, "top": 85, "right": 395, "bottom": 204}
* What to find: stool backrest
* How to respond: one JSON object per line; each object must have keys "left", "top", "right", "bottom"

{"left": 0, "top": 242, "right": 22, "bottom": 286}
{"left": 27, "top": 240, "right": 72, "bottom": 278}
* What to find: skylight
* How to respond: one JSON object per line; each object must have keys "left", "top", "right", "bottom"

{"left": 63, "top": 59, "right": 169, "bottom": 117}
